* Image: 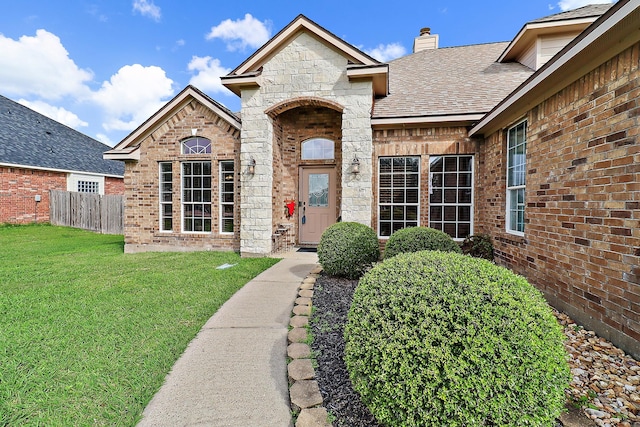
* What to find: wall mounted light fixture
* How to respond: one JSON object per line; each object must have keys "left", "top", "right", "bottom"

{"left": 248, "top": 157, "right": 256, "bottom": 175}
{"left": 351, "top": 156, "right": 360, "bottom": 174}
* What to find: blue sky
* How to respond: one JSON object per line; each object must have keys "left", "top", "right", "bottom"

{"left": 0, "top": 0, "right": 614, "bottom": 147}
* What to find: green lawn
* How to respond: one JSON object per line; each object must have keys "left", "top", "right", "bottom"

{"left": 0, "top": 224, "right": 279, "bottom": 426}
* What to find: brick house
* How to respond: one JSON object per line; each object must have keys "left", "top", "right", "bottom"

{"left": 105, "top": 2, "right": 640, "bottom": 356}
{"left": 0, "top": 95, "right": 124, "bottom": 224}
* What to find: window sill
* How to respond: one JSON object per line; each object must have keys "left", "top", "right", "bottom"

{"left": 506, "top": 230, "right": 525, "bottom": 238}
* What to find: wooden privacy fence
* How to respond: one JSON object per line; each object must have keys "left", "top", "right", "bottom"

{"left": 49, "top": 190, "right": 124, "bottom": 234}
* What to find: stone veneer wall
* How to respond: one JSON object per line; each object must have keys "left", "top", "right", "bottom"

{"left": 372, "top": 126, "right": 479, "bottom": 243}
{"left": 477, "top": 41, "right": 640, "bottom": 358}
{"left": 239, "top": 32, "right": 373, "bottom": 256}
{"left": 123, "top": 99, "right": 241, "bottom": 253}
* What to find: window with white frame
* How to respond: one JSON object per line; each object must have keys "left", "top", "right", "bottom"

{"left": 77, "top": 180, "right": 100, "bottom": 193}
{"left": 378, "top": 157, "right": 420, "bottom": 237}
{"left": 159, "top": 162, "right": 173, "bottom": 232}
{"left": 429, "top": 155, "right": 473, "bottom": 240}
{"left": 182, "top": 161, "right": 212, "bottom": 232}
{"left": 507, "top": 120, "right": 527, "bottom": 234}
{"left": 219, "top": 161, "right": 234, "bottom": 234}
{"left": 68, "top": 173, "right": 104, "bottom": 195}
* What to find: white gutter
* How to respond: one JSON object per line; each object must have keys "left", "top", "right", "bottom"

{"left": 103, "top": 147, "right": 140, "bottom": 161}
{"left": 0, "top": 162, "right": 124, "bottom": 179}
{"left": 372, "top": 113, "right": 485, "bottom": 127}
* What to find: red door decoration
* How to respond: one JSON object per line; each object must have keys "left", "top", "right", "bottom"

{"left": 285, "top": 200, "right": 295, "bottom": 218}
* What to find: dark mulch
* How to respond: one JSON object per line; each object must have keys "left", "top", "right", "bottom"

{"left": 309, "top": 273, "right": 569, "bottom": 427}
{"left": 309, "top": 274, "right": 380, "bottom": 427}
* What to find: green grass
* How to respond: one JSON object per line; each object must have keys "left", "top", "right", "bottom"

{"left": 0, "top": 224, "right": 279, "bottom": 426}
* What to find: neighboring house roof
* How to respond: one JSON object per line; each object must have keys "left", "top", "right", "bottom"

{"left": 105, "top": 85, "right": 241, "bottom": 161}
{"left": 372, "top": 43, "right": 534, "bottom": 124}
{"left": 221, "top": 14, "right": 389, "bottom": 97}
{"left": 0, "top": 94, "right": 124, "bottom": 177}
{"left": 471, "top": 0, "right": 640, "bottom": 137}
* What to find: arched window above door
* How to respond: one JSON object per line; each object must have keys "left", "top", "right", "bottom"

{"left": 301, "top": 138, "right": 334, "bottom": 160}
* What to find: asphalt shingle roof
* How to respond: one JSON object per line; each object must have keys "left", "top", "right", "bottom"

{"left": 0, "top": 95, "right": 124, "bottom": 176}
{"left": 530, "top": 4, "right": 613, "bottom": 23}
{"left": 372, "top": 42, "right": 534, "bottom": 119}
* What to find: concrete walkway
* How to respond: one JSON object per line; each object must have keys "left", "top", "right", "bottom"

{"left": 137, "top": 250, "right": 319, "bottom": 427}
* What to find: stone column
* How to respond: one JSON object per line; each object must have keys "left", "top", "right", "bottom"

{"left": 240, "top": 89, "right": 273, "bottom": 256}
{"left": 340, "top": 93, "right": 373, "bottom": 227}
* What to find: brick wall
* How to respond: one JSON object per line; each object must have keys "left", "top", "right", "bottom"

{"left": 478, "top": 42, "right": 640, "bottom": 357}
{"left": 272, "top": 105, "right": 342, "bottom": 244}
{"left": 0, "top": 166, "right": 66, "bottom": 223}
{"left": 105, "top": 176, "right": 124, "bottom": 195}
{"left": 123, "top": 99, "right": 241, "bottom": 253}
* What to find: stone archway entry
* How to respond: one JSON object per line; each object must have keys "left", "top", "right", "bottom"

{"left": 299, "top": 166, "right": 337, "bottom": 246}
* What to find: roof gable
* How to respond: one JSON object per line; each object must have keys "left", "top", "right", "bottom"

{"left": 499, "top": 3, "right": 613, "bottom": 63}
{"left": 471, "top": 0, "right": 640, "bottom": 136}
{"left": 0, "top": 95, "right": 124, "bottom": 177}
{"left": 105, "top": 85, "right": 240, "bottom": 161}
{"left": 221, "top": 15, "right": 389, "bottom": 97}
{"left": 229, "top": 14, "right": 380, "bottom": 76}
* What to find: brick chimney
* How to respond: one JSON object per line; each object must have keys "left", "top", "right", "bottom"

{"left": 413, "top": 27, "right": 439, "bottom": 53}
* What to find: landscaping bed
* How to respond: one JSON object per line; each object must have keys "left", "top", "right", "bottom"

{"left": 310, "top": 273, "right": 640, "bottom": 427}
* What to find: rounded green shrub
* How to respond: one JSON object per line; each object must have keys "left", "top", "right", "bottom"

{"left": 383, "top": 226, "right": 461, "bottom": 259}
{"left": 317, "top": 222, "right": 379, "bottom": 279}
{"left": 344, "top": 251, "right": 569, "bottom": 427}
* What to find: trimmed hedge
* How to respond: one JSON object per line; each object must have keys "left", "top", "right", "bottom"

{"left": 384, "top": 226, "right": 461, "bottom": 259}
{"left": 317, "top": 222, "right": 379, "bottom": 279}
{"left": 344, "top": 251, "right": 569, "bottom": 426}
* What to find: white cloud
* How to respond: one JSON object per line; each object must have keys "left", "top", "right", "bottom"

{"left": 92, "top": 64, "right": 174, "bottom": 132}
{"left": 18, "top": 99, "right": 88, "bottom": 129}
{"left": 188, "top": 56, "right": 232, "bottom": 94}
{"left": 557, "top": 0, "right": 613, "bottom": 11}
{"left": 365, "top": 43, "right": 407, "bottom": 62}
{"left": 132, "top": 0, "right": 161, "bottom": 22}
{"left": 95, "top": 133, "right": 115, "bottom": 147}
{"left": 0, "top": 30, "right": 93, "bottom": 100}
{"left": 0, "top": 28, "right": 177, "bottom": 142}
{"left": 206, "top": 14, "right": 270, "bottom": 51}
